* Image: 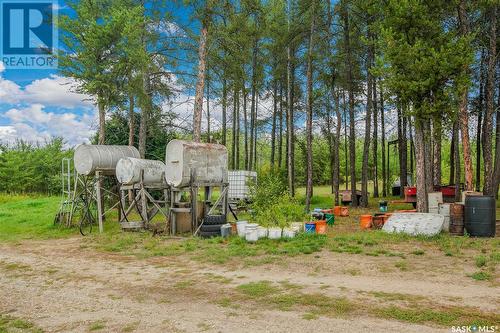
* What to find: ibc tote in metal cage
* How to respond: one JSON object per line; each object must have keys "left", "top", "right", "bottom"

{"left": 228, "top": 170, "right": 257, "bottom": 202}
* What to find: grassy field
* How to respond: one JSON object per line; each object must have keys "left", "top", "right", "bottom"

{"left": 0, "top": 188, "right": 499, "bottom": 331}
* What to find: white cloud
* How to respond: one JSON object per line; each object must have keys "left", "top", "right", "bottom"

{"left": 2, "top": 104, "right": 95, "bottom": 146}
{"left": 23, "top": 75, "right": 94, "bottom": 108}
{"left": 0, "top": 74, "right": 93, "bottom": 109}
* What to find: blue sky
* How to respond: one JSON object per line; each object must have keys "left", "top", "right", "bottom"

{"left": 0, "top": 0, "right": 199, "bottom": 147}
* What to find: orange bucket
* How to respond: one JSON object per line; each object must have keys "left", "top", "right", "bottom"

{"left": 333, "top": 206, "right": 342, "bottom": 216}
{"left": 340, "top": 206, "right": 349, "bottom": 217}
{"left": 360, "top": 215, "right": 373, "bottom": 230}
{"left": 322, "top": 209, "right": 333, "bottom": 214}
{"left": 316, "top": 220, "right": 327, "bottom": 234}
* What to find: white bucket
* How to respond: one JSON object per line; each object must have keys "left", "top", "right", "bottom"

{"left": 290, "top": 222, "right": 303, "bottom": 232}
{"left": 236, "top": 220, "right": 248, "bottom": 237}
{"left": 268, "top": 227, "right": 282, "bottom": 239}
{"left": 245, "top": 223, "right": 259, "bottom": 242}
{"left": 257, "top": 226, "right": 268, "bottom": 239}
{"left": 282, "top": 228, "right": 296, "bottom": 238}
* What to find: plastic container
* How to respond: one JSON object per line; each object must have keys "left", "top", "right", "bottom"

{"left": 268, "top": 227, "right": 282, "bottom": 239}
{"left": 372, "top": 215, "right": 385, "bottom": 229}
{"left": 236, "top": 220, "right": 248, "bottom": 238}
{"left": 290, "top": 222, "right": 303, "bottom": 232}
{"left": 325, "top": 213, "right": 335, "bottom": 226}
{"left": 221, "top": 224, "right": 232, "bottom": 238}
{"left": 465, "top": 196, "right": 496, "bottom": 237}
{"left": 304, "top": 222, "right": 316, "bottom": 233}
{"left": 340, "top": 206, "right": 349, "bottom": 217}
{"left": 333, "top": 206, "right": 342, "bottom": 216}
{"left": 257, "top": 226, "right": 268, "bottom": 239}
{"left": 360, "top": 215, "right": 373, "bottom": 230}
{"left": 316, "top": 220, "right": 327, "bottom": 234}
{"left": 282, "top": 228, "right": 296, "bottom": 238}
{"left": 245, "top": 223, "right": 259, "bottom": 242}
{"left": 379, "top": 201, "right": 388, "bottom": 212}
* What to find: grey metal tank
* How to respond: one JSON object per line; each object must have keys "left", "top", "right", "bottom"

{"left": 165, "top": 139, "right": 228, "bottom": 188}
{"left": 74, "top": 144, "right": 140, "bottom": 176}
{"left": 116, "top": 157, "right": 166, "bottom": 185}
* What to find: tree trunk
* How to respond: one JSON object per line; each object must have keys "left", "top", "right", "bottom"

{"left": 192, "top": 21, "right": 208, "bottom": 143}
{"left": 97, "top": 96, "right": 105, "bottom": 145}
{"left": 253, "top": 94, "right": 258, "bottom": 168}
{"left": 449, "top": 125, "right": 456, "bottom": 185}
{"left": 457, "top": 0, "right": 474, "bottom": 191}
{"left": 454, "top": 120, "right": 461, "bottom": 201}
{"left": 128, "top": 95, "right": 134, "bottom": 147}
{"left": 244, "top": 88, "right": 249, "bottom": 170}
{"left": 493, "top": 69, "right": 500, "bottom": 198}
{"left": 271, "top": 80, "right": 277, "bottom": 168}
{"left": 414, "top": 118, "right": 428, "bottom": 212}
{"left": 432, "top": 115, "right": 442, "bottom": 186}
{"left": 278, "top": 83, "right": 283, "bottom": 169}
{"left": 343, "top": 90, "right": 348, "bottom": 190}
{"left": 476, "top": 49, "right": 485, "bottom": 191}
{"left": 222, "top": 79, "right": 227, "bottom": 146}
{"left": 380, "top": 85, "right": 387, "bottom": 197}
{"left": 372, "top": 78, "right": 379, "bottom": 198}
{"left": 206, "top": 66, "right": 210, "bottom": 143}
{"left": 423, "top": 119, "right": 433, "bottom": 196}
{"left": 333, "top": 88, "right": 341, "bottom": 205}
{"left": 482, "top": 4, "right": 496, "bottom": 196}
{"left": 287, "top": 47, "right": 295, "bottom": 195}
{"left": 235, "top": 88, "right": 240, "bottom": 169}
{"left": 249, "top": 41, "right": 258, "bottom": 171}
{"left": 361, "top": 29, "right": 373, "bottom": 208}
{"left": 305, "top": 2, "right": 316, "bottom": 212}
{"left": 231, "top": 87, "right": 237, "bottom": 169}
{"left": 138, "top": 74, "right": 150, "bottom": 158}
{"left": 342, "top": 5, "right": 357, "bottom": 207}
{"left": 397, "top": 105, "right": 407, "bottom": 197}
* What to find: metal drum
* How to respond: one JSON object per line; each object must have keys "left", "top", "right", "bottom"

{"left": 449, "top": 203, "right": 464, "bottom": 236}
{"left": 74, "top": 144, "right": 140, "bottom": 176}
{"left": 116, "top": 157, "right": 166, "bottom": 185}
{"left": 164, "top": 140, "right": 228, "bottom": 188}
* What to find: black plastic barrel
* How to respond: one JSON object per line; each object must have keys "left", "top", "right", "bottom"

{"left": 465, "top": 196, "right": 496, "bottom": 237}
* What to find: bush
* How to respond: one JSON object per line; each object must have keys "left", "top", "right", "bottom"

{"left": 249, "top": 168, "right": 287, "bottom": 215}
{"left": 0, "top": 138, "right": 72, "bottom": 194}
{"left": 255, "top": 194, "right": 307, "bottom": 228}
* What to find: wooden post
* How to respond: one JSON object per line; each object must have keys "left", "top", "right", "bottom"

{"left": 95, "top": 171, "right": 104, "bottom": 233}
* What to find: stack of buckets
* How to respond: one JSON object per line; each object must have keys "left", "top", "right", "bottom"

{"left": 305, "top": 208, "right": 334, "bottom": 235}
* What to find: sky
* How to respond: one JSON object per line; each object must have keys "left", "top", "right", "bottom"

{"left": 0, "top": 0, "right": 204, "bottom": 147}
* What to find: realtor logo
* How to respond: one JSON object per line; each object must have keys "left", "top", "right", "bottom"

{"left": 0, "top": 0, "right": 57, "bottom": 69}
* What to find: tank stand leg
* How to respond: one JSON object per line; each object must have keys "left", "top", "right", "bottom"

{"left": 95, "top": 171, "right": 104, "bottom": 233}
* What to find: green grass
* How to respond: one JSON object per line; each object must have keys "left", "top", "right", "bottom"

{"left": 0, "top": 194, "right": 76, "bottom": 242}
{"left": 0, "top": 314, "right": 43, "bottom": 333}
{"left": 374, "top": 305, "right": 499, "bottom": 327}
{"left": 469, "top": 271, "right": 492, "bottom": 281}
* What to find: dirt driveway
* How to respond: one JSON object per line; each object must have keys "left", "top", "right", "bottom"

{"left": 0, "top": 237, "right": 498, "bottom": 333}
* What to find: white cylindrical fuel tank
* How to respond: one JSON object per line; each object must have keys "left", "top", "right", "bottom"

{"left": 116, "top": 157, "right": 166, "bottom": 185}
{"left": 165, "top": 140, "right": 228, "bottom": 188}
{"left": 74, "top": 144, "right": 140, "bottom": 176}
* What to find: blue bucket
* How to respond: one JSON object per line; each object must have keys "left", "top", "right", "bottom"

{"left": 305, "top": 222, "right": 316, "bottom": 233}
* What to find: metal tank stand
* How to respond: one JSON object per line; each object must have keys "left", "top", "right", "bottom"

{"left": 69, "top": 169, "right": 122, "bottom": 234}
{"left": 119, "top": 171, "right": 170, "bottom": 232}
{"left": 168, "top": 181, "right": 229, "bottom": 236}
